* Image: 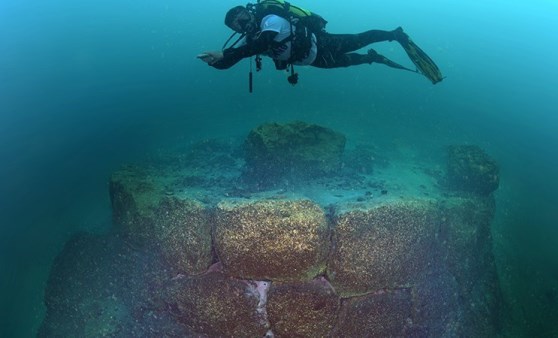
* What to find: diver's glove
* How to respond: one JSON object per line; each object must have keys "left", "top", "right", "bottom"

{"left": 197, "top": 51, "right": 224, "bottom": 65}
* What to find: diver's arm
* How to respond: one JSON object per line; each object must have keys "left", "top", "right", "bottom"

{"left": 203, "top": 31, "right": 278, "bottom": 70}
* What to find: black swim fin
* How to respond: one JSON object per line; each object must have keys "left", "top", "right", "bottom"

{"left": 395, "top": 28, "right": 444, "bottom": 84}
{"left": 368, "top": 48, "right": 417, "bottom": 73}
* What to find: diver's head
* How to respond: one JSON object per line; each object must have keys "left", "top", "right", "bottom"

{"left": 225, "top": 6, "right": 256, "bottom": 34}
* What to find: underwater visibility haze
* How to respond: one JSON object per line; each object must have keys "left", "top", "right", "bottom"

{"left": 1, "top": 0, "right": 557, "bottom": 336}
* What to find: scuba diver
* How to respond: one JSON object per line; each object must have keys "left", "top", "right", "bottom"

{"left": 198, "top": 2, "right": 443, "bottom": 86}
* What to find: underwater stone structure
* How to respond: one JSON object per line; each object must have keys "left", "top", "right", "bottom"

{"left": 39, "top": 122, "right": 504, "bottom": 337}
{"left": 446, "top": 144, "right": 500, "bottom": 195}
{"left": 214, "top": 199, "right": 330, "bottom": 282}
{"left": 328, "top": 199, "right": 441, "bottom": 297}
{"left": 110, "top": 166, "right": 213, "bottom": 275}
{"left": 243, "top": 121, "right": 346, "bottom": 186}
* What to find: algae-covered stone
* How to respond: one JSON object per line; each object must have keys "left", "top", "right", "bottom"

{"left": 109, "top": 165, "right": 165, "bottom": 241}
{"left": 243, "top": 121, "right": 346, "bottom": 185}
{"left": 163, "top": 272, "right": 268, "bottom": 337}
{"left": 45, "top": 124, "right": 506, "bottom": 336}
{"left": 411, "top": 266, "right": 462, "bottom": 337}
{"left": 214, "top": 199, "right": 330, "bottom": 282}
{"left": 328, "top": 199, "right": 439, "bottom": 297}
{"left": 447, "top": 145, "right": 499, "bottom": 195}
{"left": 266, "top": 278, "right": 339, "bottom": 337}
{"left": 332, "top": 288, "right": 416, "bottom": 337}
{"left": 39, "top": 233, "right": 188, "bottom": 337}
{"left": 109, "top": 166, "right": 213, "bottom": 275}
{"left": 438, "top": 196, "right": 503, "bottom": 336}
{"left": 154, "top": 196, "right": 213, "bottom": 275}
{"left": 342, "top": 144, "right": 388, "bottom": 175}
{"left": 439, "top": 196, "right": 496, "bottom": 291}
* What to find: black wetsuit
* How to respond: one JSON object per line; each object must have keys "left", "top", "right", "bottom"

{"left": 212, "top": 31, "right": 277, "bottom": 70}
{"left": 211, "top": 17, "right": 397, "bottom": 70}
{"left": 312, "top": 30, "right": 396, "bottom": 68}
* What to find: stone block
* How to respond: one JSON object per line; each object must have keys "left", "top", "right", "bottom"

{"left": 109, "top": 165, "right": 166, "bottom": 241}
{"left": 438, "top": 196, "right": 502, "bottom": 336}
{"left": 214, "top": 199, "right": 330, "bottom": 282}
{"left": 332, "top": 288, "right": 415, "bottom": 337}
{"left": 163, "top": 272, "right": 269, "bottom": 337}
{"left": 110, "top": 166, "right": 213, "bottom": 275}
{"left": 328, "top": 199, "right": 440, "bottom": 297}
{"left": 38, "top": 233, "right": 188, "bottom": 337}
{"left": 243, "top": 121, "right": 346, "bottom": 185}
{"left": 266, "top": 277, "right": 339, "bottom": 337}
{"left": 154, "top": 196, "right": 213, "bottom": 275}
{"left": 447, "top": 145, "right": 499, "bottom": 195}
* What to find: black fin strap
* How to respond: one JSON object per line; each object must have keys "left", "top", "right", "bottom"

{"left": 377, "top": 55, "right": 417, "bottom": 73}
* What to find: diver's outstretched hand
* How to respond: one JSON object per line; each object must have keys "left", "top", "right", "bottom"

{"left": 197, "top": 51, "right": 223, "bottom": 65}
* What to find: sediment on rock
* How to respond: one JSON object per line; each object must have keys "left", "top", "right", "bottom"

{"left": 42, "top": 124, "right": 504, "bottom": 336}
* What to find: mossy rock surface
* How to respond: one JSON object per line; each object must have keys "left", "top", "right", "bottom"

{"left": 328, "top": 199, "right": 440, "bottom": 297}
{"left": 162, "top": 272, "right": 269, "bottom": 337}
{"left": 109, "top": 165, "right": 165, "bottom": 241}
{"left": 243, "top": 121, "right": 346, "bottom": 185}
{"left": 43, "top": 130, "right": 504, "bottom": 337}
{"left": 266, "top": 278, "right": 339, "bottom": 337}
{"left": 437, "top": 196, "right": 503, "bottom": 336}
{"left": 447, "top": 145, "right": 499, "bottom": 195}
{"left": 154, "top": 196, "right": 213, "bottom": 275}
{"left": 110, "top": 167, "right": 213, "bottom": 275}
{"left": 39, "top": 233, "right": 188, "bottom": 337}
{"left": 332, "top": 288, "right": 415, "bottom": 337}
{"left": 214, "top": 199, "right": 330, "bottom": 282}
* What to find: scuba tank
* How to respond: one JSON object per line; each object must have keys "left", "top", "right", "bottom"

{"left": 251, "top": 0, "right": 327, "bottom": 33}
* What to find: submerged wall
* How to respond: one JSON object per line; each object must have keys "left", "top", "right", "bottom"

{"left": 39, "top": 122, "right": 503, "bottom": 337}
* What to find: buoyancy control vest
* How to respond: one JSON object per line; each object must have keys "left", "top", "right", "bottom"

{"left": 248, "top": 0, "right": 326, "bottom": 67}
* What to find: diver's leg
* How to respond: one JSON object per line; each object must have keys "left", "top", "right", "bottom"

{"left": 312, "top": 53, "right": 367, "bottom": 68}
{"left": 391, "top": 27, "right": 410, "bottom": 45}
{"left": 313, "top": 30, "right": 405, "bottom": 68}
{"left": 321, "top": 30, "right": 399, "bottom": 55}
{"left": 312, "top": 49, "right": 383, "bottom": 69}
